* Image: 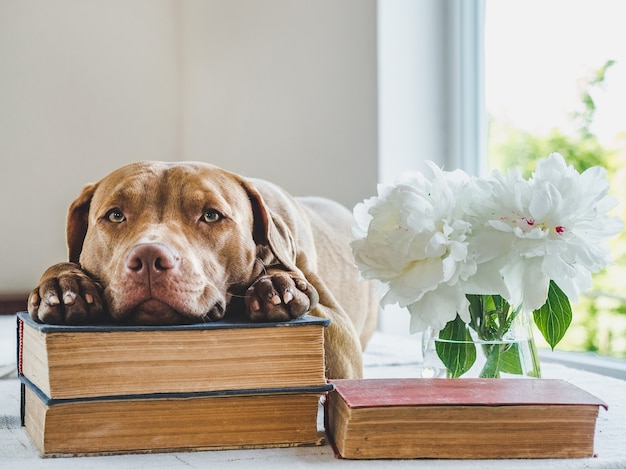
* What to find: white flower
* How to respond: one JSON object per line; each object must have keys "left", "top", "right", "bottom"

{"left": 472, "top": 153, "right": 623, "bottom": 312}
{"left": 352, "top": 163, "right": 483, "bottom": 332}
{"left": 352, "top": 153, "right": 622, "bottom": 335}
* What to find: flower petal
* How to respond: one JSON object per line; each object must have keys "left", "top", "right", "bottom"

{"left": 407, "top": 286, "right": 470, "bottom": 333}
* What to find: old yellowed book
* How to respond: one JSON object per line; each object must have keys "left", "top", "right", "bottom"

{"left": 17, "top": 312, "right": 328, "bottom": 399}
{"left": 326, "top": 378, "right": 606, "bottom": 459}
{"left": 23, "top": 383, "right": 329, "bottom": 456}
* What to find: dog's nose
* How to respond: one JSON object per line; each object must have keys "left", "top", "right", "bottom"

{"left": 125, "top": 243, "right": 181, "bottom": 284}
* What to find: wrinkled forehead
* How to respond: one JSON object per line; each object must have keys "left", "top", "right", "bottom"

{"left": 89, "top": 161, "right": 249, "bottom": 215}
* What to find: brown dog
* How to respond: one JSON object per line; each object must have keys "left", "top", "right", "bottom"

{"left": 27, "top": 161, "right": 378, "bottom": 379}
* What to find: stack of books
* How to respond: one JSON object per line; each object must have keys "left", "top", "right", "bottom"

{"left": 17, "top": 311, "right": 331, "bottom": 457}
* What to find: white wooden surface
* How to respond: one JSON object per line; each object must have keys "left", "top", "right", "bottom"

{"left": 1, "top": 315, "right": 625, "bottom": 469}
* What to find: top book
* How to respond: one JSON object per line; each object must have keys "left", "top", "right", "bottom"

{"left": 17, "top": 312, "right": 329, "bottom": 400}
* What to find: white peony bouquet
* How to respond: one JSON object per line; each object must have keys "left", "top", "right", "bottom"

{"left": 352, "top": 153, "right": 622, "bottom": 376}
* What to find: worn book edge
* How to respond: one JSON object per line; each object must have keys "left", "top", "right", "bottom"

{"left": 21, "top": 374, "right": 333, "bottom": 406}
{"left": 20, "top": 376, "right": 333, "bottom": 425}
{"left": 16, "top": 311, "right": 330, "bottom": 333}
{"left": 329, "top": 378, "right": 607, "bottom": 409}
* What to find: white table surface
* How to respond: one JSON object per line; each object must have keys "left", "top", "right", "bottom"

{"left": 1, "top": 314, "right": 625, "bottom": 469}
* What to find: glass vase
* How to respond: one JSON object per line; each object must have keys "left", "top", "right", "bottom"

{"left": 420, "top": 306, "right": 541, "bottom": 379}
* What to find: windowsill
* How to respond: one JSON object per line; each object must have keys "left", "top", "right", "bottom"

{"left": 538, "top": 348, "right": 626, "bottom": 381}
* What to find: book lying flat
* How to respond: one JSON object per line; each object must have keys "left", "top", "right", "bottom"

{"left": 326, "top": 378, "right": 607, "bottom": 460}
{"left": 17, "top": 312, "right": 328, "bottom": 399}
{"left": 22, "top": 378, "right": 332, "bottom": 457}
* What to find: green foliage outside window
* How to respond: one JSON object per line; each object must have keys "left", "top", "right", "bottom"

{"left": 488, "top": 60, "right": 626, "bottom": 358}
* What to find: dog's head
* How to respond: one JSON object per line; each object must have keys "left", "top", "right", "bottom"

{"left": 66, "top": 161, "right": 299, "bottom": 325}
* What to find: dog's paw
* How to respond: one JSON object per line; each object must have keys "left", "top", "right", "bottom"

{"left": 244, "top": 271, "right": 319, "bottom": 322}
{"left": 28, "top": 262, "right": 105, "bottom": 325}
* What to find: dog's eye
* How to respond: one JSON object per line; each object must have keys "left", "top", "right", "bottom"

{"left": 201, "top": 209, "right": 222, "bottom": 223}
{"left": 106, "top": 209, "right": 126, "bottom": 223}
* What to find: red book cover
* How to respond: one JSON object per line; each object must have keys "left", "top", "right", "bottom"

{"left": 330, "top": 378, "right": 607, "bottom": 409}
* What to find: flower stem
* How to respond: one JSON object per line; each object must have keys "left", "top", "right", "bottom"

{"left": 468, "top": 294, "right": 518, "bottom": 378}
{"left": 479, "top": 343, "right": 504, "bottom": 378}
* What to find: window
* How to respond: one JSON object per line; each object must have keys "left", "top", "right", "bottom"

{"left": 485, "top": 0, "right": 626, "bottom": 359}
{"left": 377, "top": 2, "right": 625, "bottom": 366}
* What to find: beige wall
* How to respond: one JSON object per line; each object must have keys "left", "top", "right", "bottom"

{"left": 0, "top": 0, "right": 377, "bottom": 295}
{"left": 181, "top": 1, "right": 378, "bottom": 205}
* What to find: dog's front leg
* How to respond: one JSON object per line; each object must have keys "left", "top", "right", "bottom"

{"left": 244, "top": 269, "right": 319, "bottom": 322}
{"left": 28, "top": 262, "right": 105, "bottom": 325}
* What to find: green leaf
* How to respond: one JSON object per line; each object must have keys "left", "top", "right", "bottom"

{"left": 436, "top": 315, "right": 476, "bottom": 378}
{"left": 497, "top": 343, "right": 523, "bottom": 375}
{"left": 533, "top": 281, "right": 572, "bottom": 349}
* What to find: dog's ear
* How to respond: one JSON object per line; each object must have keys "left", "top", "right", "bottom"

{"left": 240, "top": 180, "right": 299, "bottom": 273}
{"left": 67, "top": 183, "right": 98, "bottom": 264}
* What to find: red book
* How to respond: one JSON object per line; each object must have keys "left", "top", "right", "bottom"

{"left": 326, "top": 378, "right": 606, "bottom": 460}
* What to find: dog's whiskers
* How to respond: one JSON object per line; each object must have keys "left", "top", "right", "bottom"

{"left": 254, "top": 258, "right": 269, "bottom": 276}
{"left": 227, "top": 292, "right": 247, "bottom": 299}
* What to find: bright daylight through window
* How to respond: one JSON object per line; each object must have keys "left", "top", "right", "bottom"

{"left": 485, "top": 0, "right": 626, "bottom": 358}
